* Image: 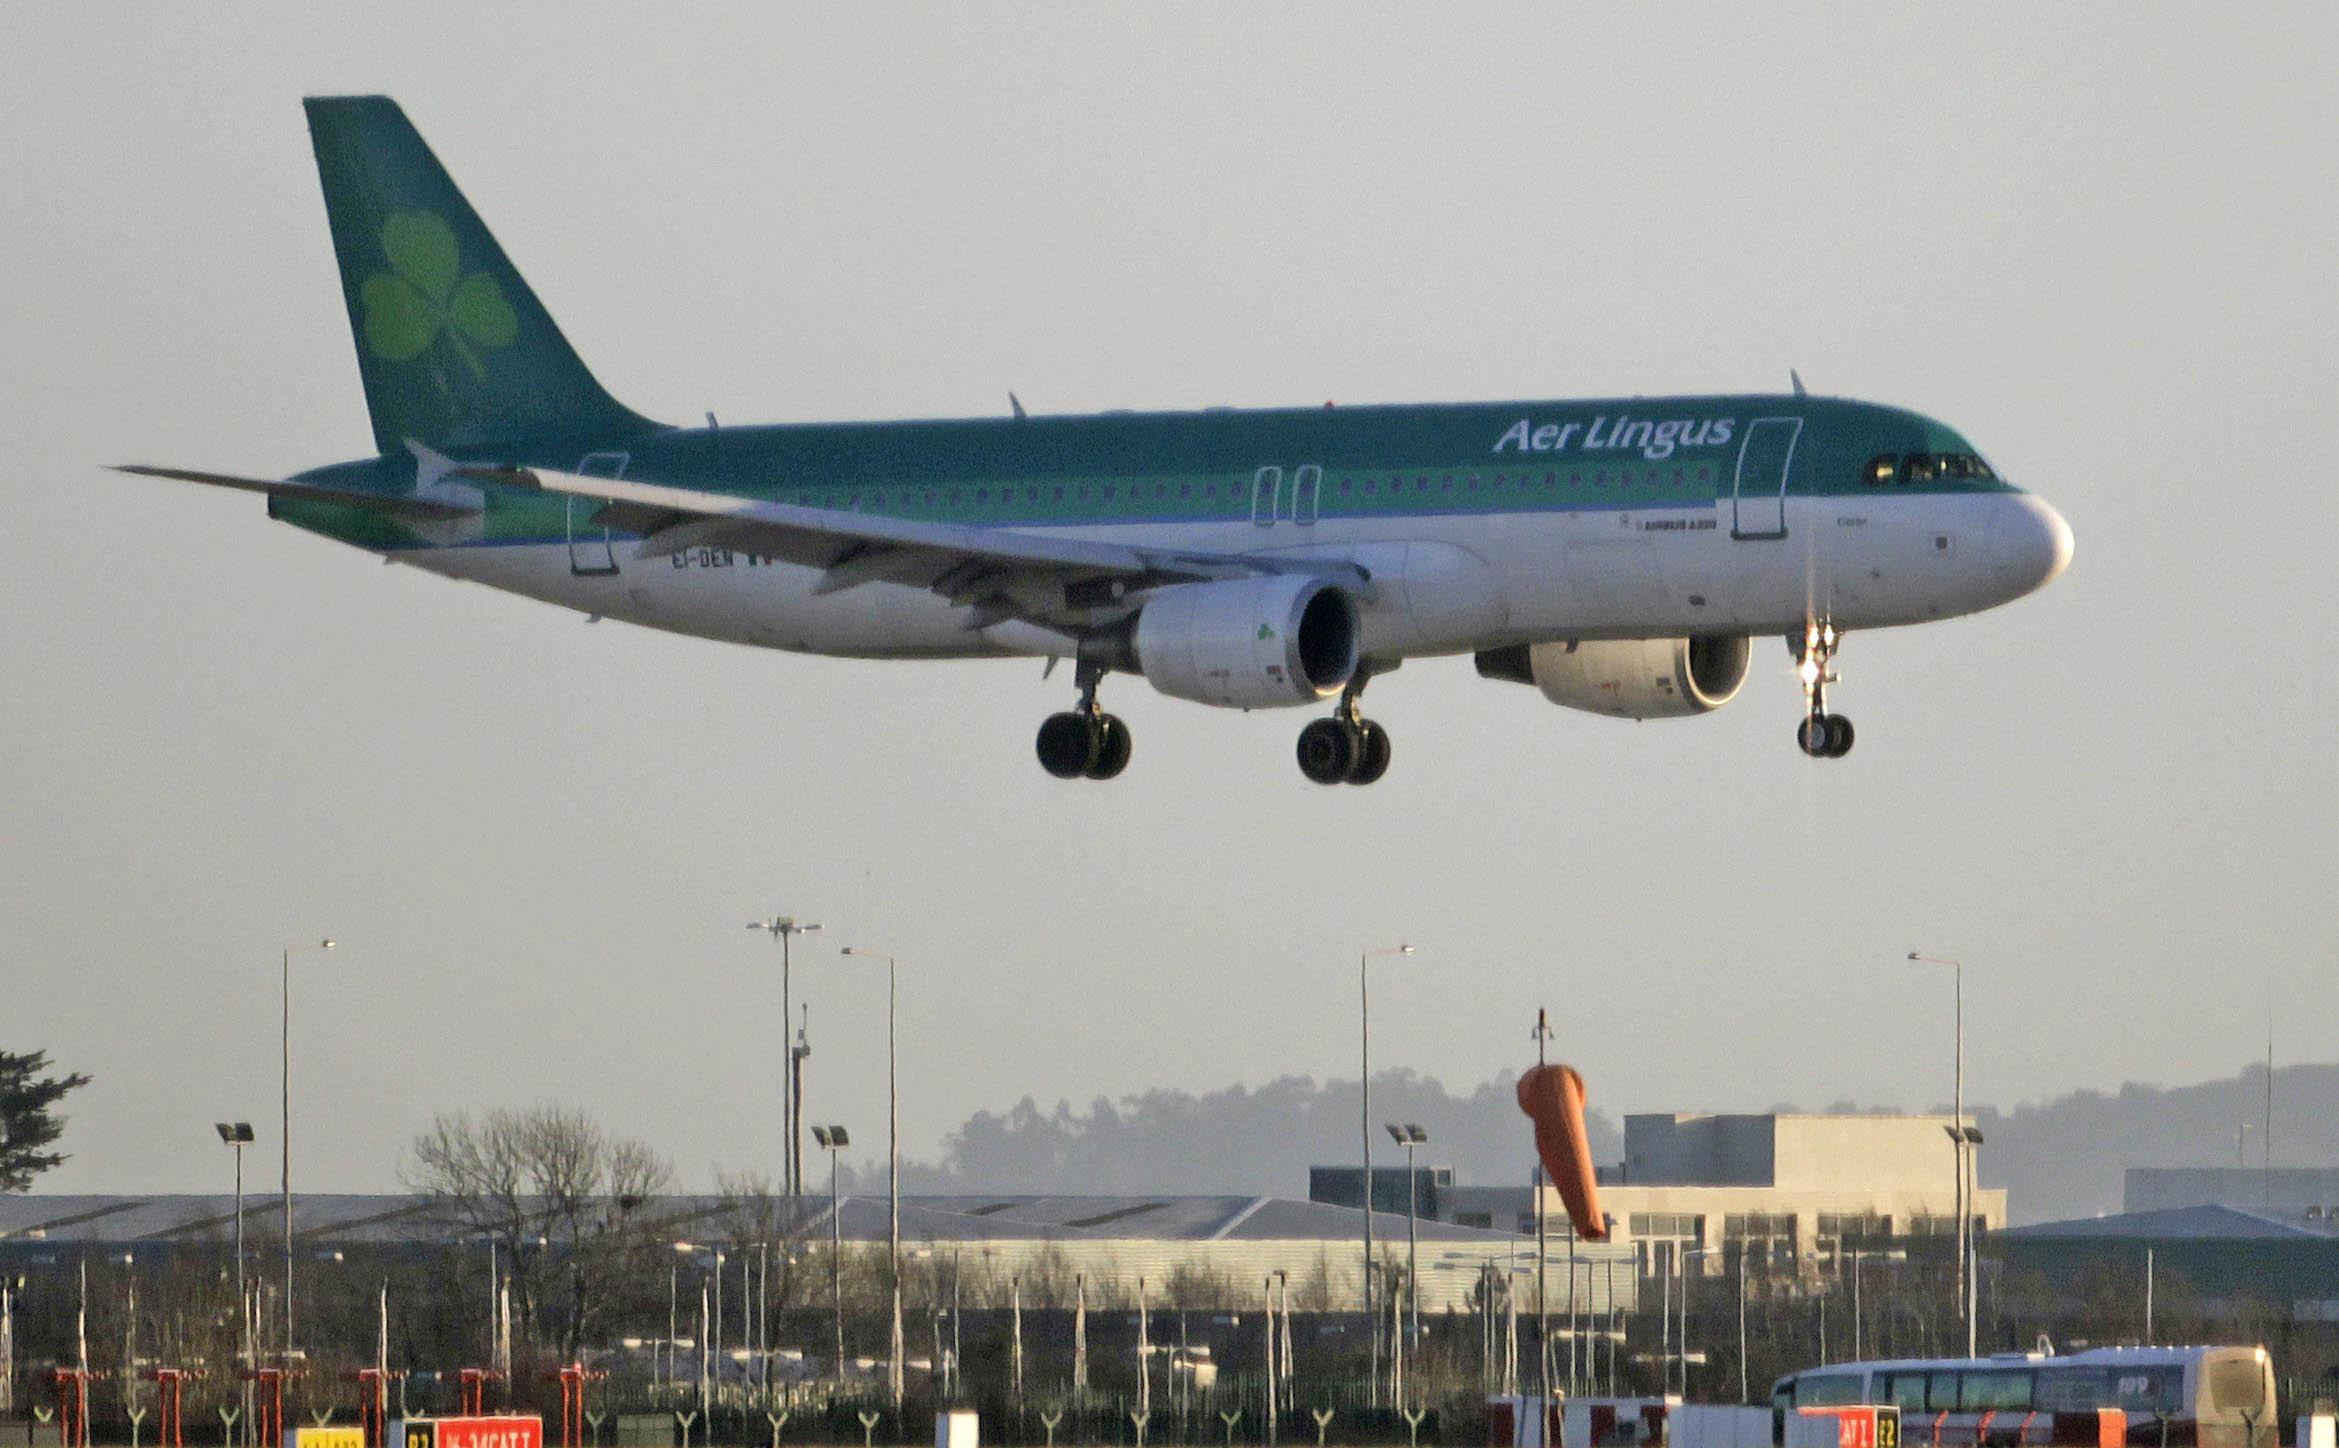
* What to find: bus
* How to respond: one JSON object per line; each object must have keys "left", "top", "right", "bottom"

{"left": 1771, "top": 1346, "right": 2276, "bottom": 1448}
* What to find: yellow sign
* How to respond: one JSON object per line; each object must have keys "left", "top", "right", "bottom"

{"left": 289, "top": 1427, "right": 365, "bottom": 1448}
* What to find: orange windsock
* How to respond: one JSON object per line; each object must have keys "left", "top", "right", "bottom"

{"left": 1517, "top": 1063, "right": 1607, "bottom": 1241}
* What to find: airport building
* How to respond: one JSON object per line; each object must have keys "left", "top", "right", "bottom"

{"left": 2002, "top": 1203, "right": 2339, "bottom": 1313}
{"left": 1317, "top": 1113, "right": 2006, "bottom": 1282}
{"left": 0, "top": 1191, "right": 1636, "bottom": 1314}
{"left": 2126, "top": 1167, "right": 2339, "bottom": 1228}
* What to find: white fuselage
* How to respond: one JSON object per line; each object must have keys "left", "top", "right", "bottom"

{"left": 402, "top": 489, "right": 2066, "bottom": 667}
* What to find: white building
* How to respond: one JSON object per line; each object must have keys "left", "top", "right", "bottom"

{"left": 1424, "top": 1113, "right": 2006, "bottom": 1279}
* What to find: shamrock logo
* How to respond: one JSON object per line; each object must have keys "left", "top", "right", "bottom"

{"left": 359, "top": 210, "right": 518, "bottom": 379}
{"left": 1257, "top": 623, "right": 1277, "bottom": 641}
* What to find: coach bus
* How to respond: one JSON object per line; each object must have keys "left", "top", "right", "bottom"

{"left": 1770, "top": 1346, "right": 2276, "bottom": 1447}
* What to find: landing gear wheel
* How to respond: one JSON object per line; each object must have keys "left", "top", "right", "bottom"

{"left": 1036, "top": 711, "right": 1099, "bottom": 779}
{"left": 1297, "top": 717, "right": 1359, "bottom": 785}
{"left": 1346, "top": 720, "right": 1392, "bottom": 785}
{"left": 1084, "top": 714, "right": 1133, "bottom": 779}
{"left": 1792, "top": 618, "right": 1855, "bottom": 761}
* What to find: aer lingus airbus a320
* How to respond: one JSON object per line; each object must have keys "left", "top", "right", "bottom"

{"left": 127, "top": 97, "right": 2072, "bottom": 784}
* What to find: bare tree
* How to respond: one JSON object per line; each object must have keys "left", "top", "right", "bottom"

{"left": 405, "top": 1105, "right": 670, "bottom": 1362}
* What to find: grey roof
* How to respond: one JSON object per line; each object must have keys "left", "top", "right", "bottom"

{"left": 2001, "top": 1203, "right": 2337, "bottom": 1242}
{"left": 0, "top": 1193, "right": 1536, "bottom": 1250}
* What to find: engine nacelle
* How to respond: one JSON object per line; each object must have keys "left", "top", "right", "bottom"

{"left": 1131, "top": 575, "right": 1360, "bottom": 708}
{"left": 1474, "top": 635, "right": 1750, "bottom": 719}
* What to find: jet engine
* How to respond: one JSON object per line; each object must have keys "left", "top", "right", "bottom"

{"left": 1128, "top": 575, "right": 1360, "bottom": 708}
{"left": 1474, "top": 635, "right": 1751, "bottom": 719}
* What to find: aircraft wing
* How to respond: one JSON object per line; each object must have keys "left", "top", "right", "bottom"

{"left": 113, "top": 465, "right": 479, "bottom": 522}
{"left": 500, "top": 465, "right": 1367, "bottom": 631}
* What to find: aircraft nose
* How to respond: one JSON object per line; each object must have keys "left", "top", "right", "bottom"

{"left": 1989, "top": 493, "right": 2074, "bottom": 598}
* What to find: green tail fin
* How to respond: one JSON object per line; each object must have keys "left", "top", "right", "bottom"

{"left": 304, "top": 96, "right": 655, "bottom": 455}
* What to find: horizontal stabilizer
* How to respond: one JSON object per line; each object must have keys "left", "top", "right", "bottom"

{"left": 113, "top": 465, "right": 478, "bottom": 521}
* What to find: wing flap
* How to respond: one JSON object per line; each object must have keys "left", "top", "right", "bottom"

{"left": 506, "top": 468, "right": 1369, "bottom": 602}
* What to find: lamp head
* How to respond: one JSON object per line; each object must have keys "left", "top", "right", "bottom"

{"left": 829, "top": 1125, "right": 850, "bottom": 1148}
{"left": 812, "top": 1127, "right": 831, "bottom": 1149}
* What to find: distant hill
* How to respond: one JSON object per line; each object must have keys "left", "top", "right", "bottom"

{"left": 839, "top": 1061, "right": 2339, "bottom": 1228}
{"left": 842, "top": 1068, "right": 1623, "bottom": 1199}
{"left": 1971, "top": 1061, "right": 2336, "bottom": 1225}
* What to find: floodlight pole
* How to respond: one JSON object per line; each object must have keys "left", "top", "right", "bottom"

{"left": 1907, "top": 952, "right": 1966, "bottom": 1351}
{"left": 282, "top": 938, "right": 332, "bottom": 1361}
{"left": 1386, "top": 1123, "right": 1428, "bottom": 1358}
{"left": 1358, "top": 943, "right": 1411, "bottom": 1407}
{"left": 842, "top": 948, "right": 902, "bottom": 1414}
{"left": 816, "top": 1127, "right": 849, "bottom": 1386}
{"left": 751, "top": 917, "right": 821, "bottom": 1195}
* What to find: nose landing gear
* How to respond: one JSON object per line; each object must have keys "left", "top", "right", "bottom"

{"left": 1296, "top": 675, "right": 1393, "bottom": 786}
{"left": 1036, "top": 663, "right": 1133, "bottom": 780}
{"left": 1793, "top": 618, "right": 1855, "bottom": 758}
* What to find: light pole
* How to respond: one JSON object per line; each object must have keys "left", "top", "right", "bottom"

{"left": 1844, "top": 1247, "right": 1905, "bottom": 1361}
{"left": 748, "top": 917, "right": 821, "bottom": 1195}
{"left": 216, "top": 1123, "right": 255, "bottom": 1443}
{"left": 1385, "top": 1124, "right": 1428, "bottom": 1356}
{"left": 1681, "top": 1247, "right": 1720, "bottom": 1398}
{"left": 1959, "top": 1124, "right": 1984, "bottom": 1354}
{"left": 1357, "top": 943, "right": 1412, "bottom": 1405}
{"left": 281, "top": 937, "right": 333, "bottom": 1360}
{"left": 813, "top": 1125, "right": 850, "bottom": 1385}
{"left": 1904, "top": 951, "right": 1965, "bottom": 1350}
{"left": 840, "top": 947, "right": 902, "bottom": 1415}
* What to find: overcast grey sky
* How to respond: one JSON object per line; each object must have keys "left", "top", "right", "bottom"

{"left": 4, "top": 7, "right": 2333, "bottom": 1197}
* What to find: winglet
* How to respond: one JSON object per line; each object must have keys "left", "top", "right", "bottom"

{"left": 1009, "top": 391, "right": 1028, "bottom": 420}
{"left": 1791, "top": 368, "right": 1807, "bottom": 397}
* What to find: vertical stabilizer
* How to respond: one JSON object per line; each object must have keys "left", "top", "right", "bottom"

{"left": 303, "top": 96, "right": 655, "bottom": 454}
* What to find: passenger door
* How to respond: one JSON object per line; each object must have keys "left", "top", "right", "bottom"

{"left": 568, "top": 451, "right": 626, "bottom": 575}
{"left": 1729, "top": 418, "right": 1802, "bottom": 541}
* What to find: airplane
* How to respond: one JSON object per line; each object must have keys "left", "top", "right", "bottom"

{"left": 124, "top": 97, "right": 2073, "bottom": 785}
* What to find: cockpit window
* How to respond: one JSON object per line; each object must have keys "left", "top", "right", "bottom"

{"left": 1903, "top": 453, "right": 1938, "bottom": 484}
{"left": 1939, "top": 453, "right": 1997, "bottom": 481}
{"left": 1864, "top": 454, "right": 1898, "bottom": 487}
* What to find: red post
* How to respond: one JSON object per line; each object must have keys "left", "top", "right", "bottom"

{"left": 239, "top": 1366, "right": 295, "bottom": 1448}
{"left": 349, "top": 1369, "right": 395, "bottom": 1448}
{"left": 458, "top": 1368, "right": 498, "bottom": 1417}
{"left": 540, "top": 1364, "right": 604, "bottom": 1448}
{"left": 141, "top": 1368, "right": 191, "bottom": 1448}
{"left": 47, "top": 1369, "right": 90, "bottom": 1448}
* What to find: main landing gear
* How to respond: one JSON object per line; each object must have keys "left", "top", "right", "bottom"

{"left": 1794, "top": 618, "right": 1855, "bottom": 759}
{"left": 1036, "top": 664, "right": 1133, "bottom": 780}
{"left": 1296, "top": 675, "right": 1393, "bottom": 786}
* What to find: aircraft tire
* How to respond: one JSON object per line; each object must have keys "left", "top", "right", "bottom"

{"left": 1346, "top": 720, "right": 1392, "bottom": 785}
{"left": 1824, "top": 714, "right": 1856, "bottom": 758}
{"left": 1796, "top": 715, "right": 1831, "bottom": 758}
{"left": 1037, "top": 712, "right": 1100, "bottom": 779}
{"left": 1297, "top": 717, "right": 1358, "bottom": 785}
{"left": 1084, "top": 714, "right": 1133, "bottom": 780}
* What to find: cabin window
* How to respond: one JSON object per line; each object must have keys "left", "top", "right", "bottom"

{"left": 1959, "top": 1371, "right": 2031, "bottom": 1411}
{"left": 1903, "top": 453, "right": 1938, "bottom": 484}
{"left": 1865, "top": 454, "right": 1899, "bottom": 486}
{"left": 1881, "top": 1374, "right": 1928, "bottom": 1413}
{"left": 1796, "top": 1375, "right": 1863, "bottom": 1408}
